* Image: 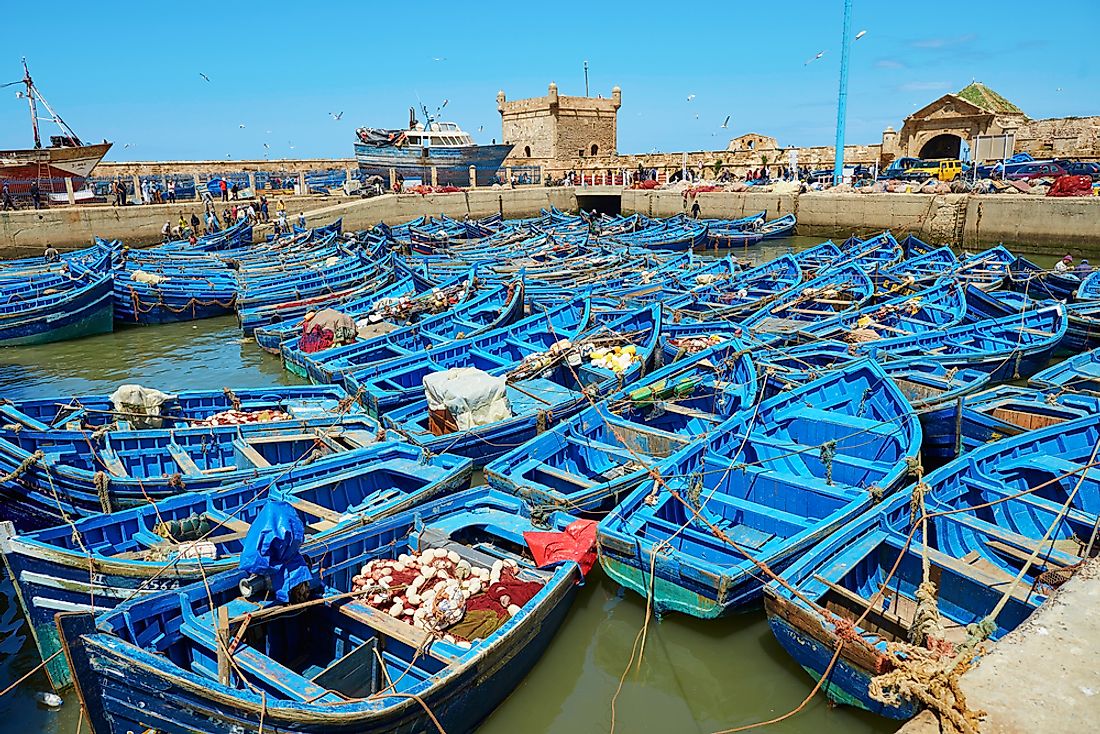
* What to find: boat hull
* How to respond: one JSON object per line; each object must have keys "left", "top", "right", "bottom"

{"left": 0, "top": 142, "right": 112, "bottom": 180}
{"left": 59, "top": 572, "right": 577, "bottom": 734}
{"left": 354, "top": 143, "right": 514, "bottom": 187}
{"left": 0, "top": 277, "right": 113, "bottom": 346}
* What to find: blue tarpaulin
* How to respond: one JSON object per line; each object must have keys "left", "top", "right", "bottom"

{"left": 240, "top": 496, "right": 316, "bottom": 603}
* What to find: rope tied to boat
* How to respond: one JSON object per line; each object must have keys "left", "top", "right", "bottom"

{"left": 0, "top": 450, "right": 44, "bottom": 484}
{"left": 89, "top": 423, "right": 113, "bottom": 441}
{"left": 867, "top": 641, "right": 984, "bottom": 734}
{"left": 867, "top": 484, "right": 884, "bottom": 504}
{"left": 536, "top": 409, "right": 550, "bottom": 434}
{"left": 223, "top": 386, "right": 241, "bottom": 411}
{"left": 819, "top": 440, "right": 836, "bottom": 486}
{"left": 908, "top": 580, "right": 946, "bottom": 646}
{"left": 94, "top": 471, "right": 112, "bottom": 514}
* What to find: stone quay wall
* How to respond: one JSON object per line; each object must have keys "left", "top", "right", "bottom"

{"left": 621, "top": 189, "right": 1100, "bottom": 254}
{"left": 3, "top": 187, "right": 1097, "bottom": 258}
{"left": 94, "top": 158, "right": 357, "bottom": 178}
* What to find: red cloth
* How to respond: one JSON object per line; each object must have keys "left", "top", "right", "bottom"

{"left": 523, "top": 519, "right": 599, "bottom": 577}
{"left": 1047, "top": 175, "right": 1094, "bottom": 197}
{"left": 465, "top": 567, "right": 544, "bottom": 617}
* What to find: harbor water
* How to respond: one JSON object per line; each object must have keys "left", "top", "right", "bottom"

{"left": 0, "top": 235, "right": 1059, "bottom": 734}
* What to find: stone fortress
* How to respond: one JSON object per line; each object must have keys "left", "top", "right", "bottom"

{"left": 497, "top": 81, "right": 1100, "bottom": 178}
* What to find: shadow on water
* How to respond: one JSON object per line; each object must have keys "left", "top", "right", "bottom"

{"left": 1, "top": 237, "right": 900, "bottom": 733}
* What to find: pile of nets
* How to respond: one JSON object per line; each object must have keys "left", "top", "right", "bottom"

{"left": 350, "top": 548, "right": 543, "bottom": 644}
{"left": 667, "top": 334, "right": 728, "bottom": 354}
{"left": 195, "top": 409, "right": 290, "bottom": 426}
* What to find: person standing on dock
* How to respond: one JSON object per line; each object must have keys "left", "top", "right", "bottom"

{"left": 29, "top": 180, "right": 41, "bottom": 209}
{"left": 1, "top": 183, "right": 13, "bottom": 210}
{"left": 190, "top": 211, "right": 200, "bottom": 235}
{"left": 298, "top": 211, "right": 307, "bottom": 229}
{"left": 161, "top": 221, "right": 171, "bottom": 242}
{"left": 219, "top": 178, "right": 228, "bottom": 202}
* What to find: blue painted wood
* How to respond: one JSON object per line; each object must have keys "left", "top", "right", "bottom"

{"left": 0, "top": 441, "right": 472, "bottom": 689}
{"left": 0, "top": 251, "right": 113, "bottom": 346}
{"left": 55, "top": 487, "right": 582, "bottom": 734}
{"left": 764, "top": 412, "right": 1100, "bottom": 718}
{"left": 381, "top": 304, "right": 663, "bottom": 466}
{"left": 485, "top": 339, "right": 757, "bottom": 512}
{"left": 597, "top": 358, "right": 921, "bottom": 618}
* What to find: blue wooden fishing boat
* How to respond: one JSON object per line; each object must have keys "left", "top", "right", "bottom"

{"left": 113, "top": 257, "right": 238, "bottom": 325}
{"left": 1006, "top": 255, "right": 1082, "bottom": 301}
{"left": 285, "top": 279, "right": 525, "bottom": 382}
{"left": 955, "top": 245, "right": 1014, "bottom": 291}
{"left": 876, "top": 246, "right": 957, "bottom": 290}
{"left": 1064, "top": 300, "right": 1100, "bottom": 352}
{"left": 254, "top": 275, "right": 417, "bottom": 353}
{"left": 797, "top": 279, "right": 967, "bottom": 341}
{"left": 485, "top": 339, "right": 757, "bottom": 513}
{"left": 241, "top": 253, "right": 397, "bottom": 339}
{"left": 614, "top": 217, "right": 708, "bottom": 251}
{"left": 764, "top": 413, "right": 1100, "bottom": 718}
{"left": 962, "top": 286, "right": 1036, "bottom": 321}
{"left": 0, "top": 417, "right": 385, "bottom": 524}
{"left": 0, "top": 255, "right": 113, "bottom": 346}
{"left": 1077, "top": 268, "right": 1100, "bottom": 301}
{"left": 667, "top": 253, "right": 802, "bottom": 320}
{"left": 1030, "top": 344, "right": 1100, "bottom": 394}
{"left": 741, "top": 263, "right": 874, "bottom": 338}
{"left": 919, "top": 385, "right": 1100, "bottom": 464}
{"left": 382, "top": 304, "right": 663, "bottom": 466}
{"left": 343, "top": 298, "right": 593, "bottom": 415}
{"left": 704, "top": 213, "right": 797, "bottom": 248}
{"left": 57, "top": 487, "right": 586, "bottom": 733}
{"left": 0, "top": 384, "right": 363, "bottom": 431}
{"left": 792, "top": 240, "right": 843, "bottom": 276}
{"left": 597, "top": 358, "right": 921, "bottom": 618}
{"left": 0, "top": 441, "right": 472, "bottom": 689}
{"left": 859, "top": 303, "right": 1067, "bottom": 382}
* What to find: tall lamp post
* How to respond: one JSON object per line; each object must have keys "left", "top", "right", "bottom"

{"left": 833, "top": 0, "right": 853, "bottom": 186}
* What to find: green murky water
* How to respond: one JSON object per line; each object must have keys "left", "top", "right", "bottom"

{"left": 2, "top": 236, "right": 900, "bottom": 733}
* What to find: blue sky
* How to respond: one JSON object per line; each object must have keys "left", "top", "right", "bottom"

{"left": 1, "top": 1, "right": 1097, "bottom": 161}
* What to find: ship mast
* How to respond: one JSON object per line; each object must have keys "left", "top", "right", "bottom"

{"left": 22, "top": 58, "right": 41, "bottom": 149}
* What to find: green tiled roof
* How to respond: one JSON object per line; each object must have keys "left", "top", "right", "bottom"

{"left": 957, "top": 83, "right": 1023, "bottom": 114}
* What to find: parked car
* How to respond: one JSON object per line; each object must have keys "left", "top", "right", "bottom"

{"left": 878, "top": 156, "right": 923, "bottom": 180}
{"left": 898, "top": 159, "right": 967, "bottom": 182}
{"left": 809, "top": 165, "right": 875, "bottom": 183}
{"left": 1056, "top": 160, "right": 1100, "bottom": 179}
{"left": 1004, "top": 162, "right": 1067, "bottom": 181}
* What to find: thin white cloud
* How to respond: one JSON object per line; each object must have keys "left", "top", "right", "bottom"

{"left": 875, "top": 59, "right": 906, "bottom": 70}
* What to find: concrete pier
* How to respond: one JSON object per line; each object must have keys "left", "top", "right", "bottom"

{"left": 896, "top": 557, "right": 1100, "bottom": 733}
{"left": 2, "top": 186, "right": 1099, "bottom": 257}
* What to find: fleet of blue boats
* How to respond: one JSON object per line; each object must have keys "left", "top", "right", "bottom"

{"left": 2, "top": 206, "right": 1099, "bottom": 733}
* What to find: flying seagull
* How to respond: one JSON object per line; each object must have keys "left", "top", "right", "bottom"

{"left": 854, "top": 30, "right": 867, "bottom": 41}
{"left": 432, "top": 57, "right": 447, "bottom": 62}
{"left": 694, "top": 113, "right": 700, "bottom": 119}
{"left": 477, "top": 125, "right": 484, "bottom": 132}
{"left": 263, "top": 142, "right": 269, "bottom": 149}
{"left": 721, "top": 115, "right": 730, "bottom": 128}
{"left": 199, "top": 72, "right": 210, "bottom": 82}
{"left": 686, "top": 94, "right": 696, "bottom": 102}
{"left": 330, "top": 111, "right": 344, "bottom": 121}
{"left": 805, "top": 51, "right": 826, "bottom": 65}
{"left": 238, "top": 124, "right": 246, "bottom": 129}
